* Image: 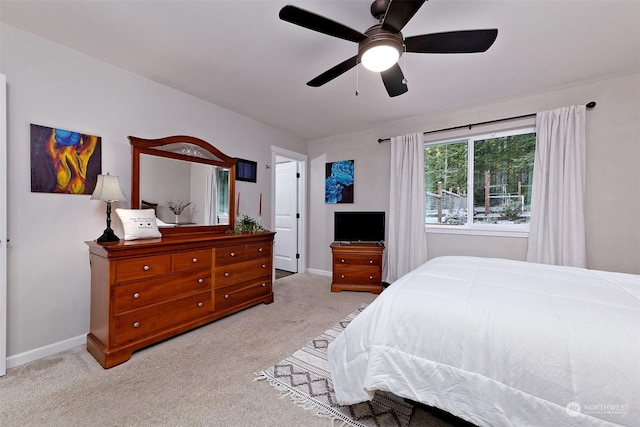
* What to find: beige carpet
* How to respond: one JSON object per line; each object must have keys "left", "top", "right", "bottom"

{"left": 0, "top": 273, "right": 461, "bottom": 427}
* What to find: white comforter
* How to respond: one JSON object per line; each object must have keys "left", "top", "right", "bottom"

{"left": 328, "top": 256, "right": 640, "bottom": 427}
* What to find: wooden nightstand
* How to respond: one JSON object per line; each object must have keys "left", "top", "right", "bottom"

{"left": 330, "top": 242, "right": 384, "bottom": 294}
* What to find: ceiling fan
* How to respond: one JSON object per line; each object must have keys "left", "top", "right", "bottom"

{"left": 279, "top": 0, "right": 498, "bottom": 97}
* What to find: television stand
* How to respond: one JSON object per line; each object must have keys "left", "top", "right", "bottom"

{"left": 330, "top": 242, "right": 384, "bottom": 294}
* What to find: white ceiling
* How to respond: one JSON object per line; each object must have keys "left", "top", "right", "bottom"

{"left": 1, "top": 0, "right": 639, "bottom": 140}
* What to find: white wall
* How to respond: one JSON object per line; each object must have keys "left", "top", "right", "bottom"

{"left": 308, "top": 73, "right": 640, "bottom": 276}
{"left": 0, "top": 23, "right": 306, "bottom": 364}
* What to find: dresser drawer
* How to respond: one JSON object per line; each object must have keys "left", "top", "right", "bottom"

{"left": 215, "top": 280, "right": 271, "bottom": 311}
{"left": 333, "top": 255, "right": 381, "bottom": 267}
{"left": 333, "top": 269, "right": 381, "bottom": 285}
{"left": 116, "top": 255, "right": 171, "bottom": 282}
{"left": 114, "top": 270, "right": 210, "bottom": 314}
{"left": 245, "top": 242, "right": 271, "bottom": 260}
{"left": 172, "top": 249, "right": 212, "bottom": 272}
{"left": 115, "top": 291, "right": 211, "bottom": 346}
{"left": 215, "top": 244, "right": 247, "bottom": 265}
{"left": 215, "top": 257, "right": 271, "bottom": 287}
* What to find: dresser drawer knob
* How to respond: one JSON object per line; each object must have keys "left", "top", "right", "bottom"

{"left": 192, "top": 258, "right": 198, "bottom": 263}
{"left": 133, "top": 292, "right": 140, "bottom": 299}
{"left": 369, "top": 260, "right": 373, "bottom": 264}
{"left": 261, "top": 264, "right": 266, "bottom": 268}
{"left": 197, "top": 302, "right": 203, "bottom": 307}
{"left": 258, "top": 247, "right": 263, "bottom": 252}
{"left": 230, "top": 252, "right": 235, "bottom": 257}
{"left": 341, "top": 274, "right": 345, "bottom": 279}
{"left": 143, "top": 265, "right": 150, "bottom": 271}
{"left": 133, "top": 322, "right": 140, "bottom": 328}
{"left": 369, "top": 275, "right": 374, "bottom": 280}
{"left": 261, "top": 283, "right": 266, "bottom": 287}
{"left": 341, "top": 259, "right": 345, "bottom": 263}
{"left": 224, "top": 272, "right": 230, "bottom": 277}
{"left": 224, "top": 294, "right": 229, "bottom": 299}
{"left": 198, "top": 278, "right": 204, "bottom": 283}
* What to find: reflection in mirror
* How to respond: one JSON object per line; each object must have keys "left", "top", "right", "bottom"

{"left": 130, "top": 135, "right": 237, "bottom": 236}
{"left": 139, "top": 154, "right": 230, "bottom": 226}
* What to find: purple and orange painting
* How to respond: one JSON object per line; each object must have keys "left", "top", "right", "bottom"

{"left": 30, "top": 124, "right": 101, "bottom": 194}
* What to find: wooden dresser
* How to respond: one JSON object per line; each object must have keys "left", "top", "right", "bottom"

{"left": 86, "top": 232, "right": 274, "bottom": 368}
{"left": 330, "top": 242, "right": 384, "bottom": 294}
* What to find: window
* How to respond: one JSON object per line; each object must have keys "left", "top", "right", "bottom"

{"left": 424, "top": 127, "right": 536, "bottom": 230}
{"left": 216, "top": 168, "right": 229, "bottom": 214}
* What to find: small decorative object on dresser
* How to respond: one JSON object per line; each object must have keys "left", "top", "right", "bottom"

{"left": 330, "top": 242, "right": 384, "bottom": 294}
{"left": 166, "top": 200, "right": 192, "bottom": 224}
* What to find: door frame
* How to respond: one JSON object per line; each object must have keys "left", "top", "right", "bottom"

{"left": 271, "top": 146, "right": 307, "bottom": 273}
{"left": 1, "top": 74, "right": 7, "bottom": 376}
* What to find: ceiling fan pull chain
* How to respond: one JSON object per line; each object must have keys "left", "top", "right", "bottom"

{"left": 402, "top": 44, "right": 408, "bottom": 85}
{"left": 355, "top": 60, "right": 360, "bottom": 96}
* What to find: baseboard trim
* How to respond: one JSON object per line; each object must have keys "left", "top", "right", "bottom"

{"left": 6, "top": 334, "right": 86, "bottom": 369}
{"left": 307, "top": 268, "right": 331, "bottom": 277}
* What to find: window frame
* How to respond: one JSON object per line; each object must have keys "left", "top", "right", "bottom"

{"left": 424, "top": 125, "right": 536, "bottom": 238}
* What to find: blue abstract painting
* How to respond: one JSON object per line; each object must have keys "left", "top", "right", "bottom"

{"left": 325, "top": 160, "right": 354, "bottom": 204}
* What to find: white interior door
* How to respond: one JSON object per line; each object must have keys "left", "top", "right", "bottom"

{"left": 274, "top": 160, "right": 298, "bottom": 272}
{"left": 1, "top": 74, "right": 7, "bottom": 376}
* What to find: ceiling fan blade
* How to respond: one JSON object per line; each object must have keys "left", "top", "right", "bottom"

{"left": 405, "top": 29, "right": 498, "bottom": 53}
{"left": 279, "top": 5, "right": 367, "bottom": 43}
{"left": 307, "top": 56, "right": 359, "bottom": 87}
{"left": 380, "top": 63, "right": 408, "bottom": 97}
{"left": 382, "top": 0, "right": 427, "bottom": 33}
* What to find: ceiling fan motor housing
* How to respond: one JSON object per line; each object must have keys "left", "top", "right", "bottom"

{"left": 370, "top": 0, "right": 391, "bottom": 21}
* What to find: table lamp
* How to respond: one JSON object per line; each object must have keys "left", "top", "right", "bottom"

{"left": 91, "top": 173, "right": 126, "bottom": 242}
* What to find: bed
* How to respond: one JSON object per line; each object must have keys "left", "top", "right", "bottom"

{"left": 328, "top": 256, "right": 639, "bottom": 427}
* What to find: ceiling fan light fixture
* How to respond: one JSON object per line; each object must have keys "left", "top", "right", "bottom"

{"left": 361, "top": 44, "right": 400, "bottom": 72}
{"left": 358, "top": 25, "right": 404, "bottom": 73}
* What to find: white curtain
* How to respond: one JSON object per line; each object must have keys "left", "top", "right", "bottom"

{"left": 386, "top": 133, "right": 428, "bottom": 282}
{"left": 204, "top": 166, "right": 217, "bottom": 225}
{"left": 527, "top": 105, "right": 586, "bottom": 267}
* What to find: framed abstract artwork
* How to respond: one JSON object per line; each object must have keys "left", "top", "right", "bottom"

{"left": 325, "top": 160, "right": 354, "bottom": 204}
{"left": 30, "top": 124, "right": 102, "bottom": 195}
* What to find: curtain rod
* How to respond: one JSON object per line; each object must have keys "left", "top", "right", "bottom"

{"left": 377, "top": 101, "right": 597, "bottom": 143}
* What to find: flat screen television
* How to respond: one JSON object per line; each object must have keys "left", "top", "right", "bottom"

{"left": 334, "top": 211, "right": 385, "bottom": 243}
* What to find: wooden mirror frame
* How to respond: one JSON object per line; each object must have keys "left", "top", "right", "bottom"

{"left": 129, "top": 135, "right": 237, "bottom": 236}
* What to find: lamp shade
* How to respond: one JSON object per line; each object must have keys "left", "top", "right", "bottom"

{"left": 91, "top": 173, "right": 126, "bottom": 203}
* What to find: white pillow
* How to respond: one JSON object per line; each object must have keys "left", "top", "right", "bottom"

{"left": 115, "top": 208, "right": 162, "bottom": 241}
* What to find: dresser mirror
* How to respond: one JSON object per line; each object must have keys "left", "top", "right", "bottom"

{"left": 130, "top": 135, "right": 237, "bottom": 235}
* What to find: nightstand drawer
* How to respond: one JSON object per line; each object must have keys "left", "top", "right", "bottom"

{"left": 333, "top": 255, "right": 381, "bottom": 267}
{"left": 114, "top": 270, "right": 210, "bottom": 314}
{"left": 116, "top": 255, "right": 171, "bottom": 282}
{"left": 115, "top": 291, "right": 211, "bottom": 346}
{"left": 333, "top": 269, "right": 381, "bottom": 285}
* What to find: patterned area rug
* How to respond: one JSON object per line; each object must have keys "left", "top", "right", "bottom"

{"left": 255, "top": 304, "right": 414, "bottom": 427}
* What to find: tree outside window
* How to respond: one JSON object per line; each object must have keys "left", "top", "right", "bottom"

{"left": 424, "top": 127, "right": 536, "bottom": 228}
